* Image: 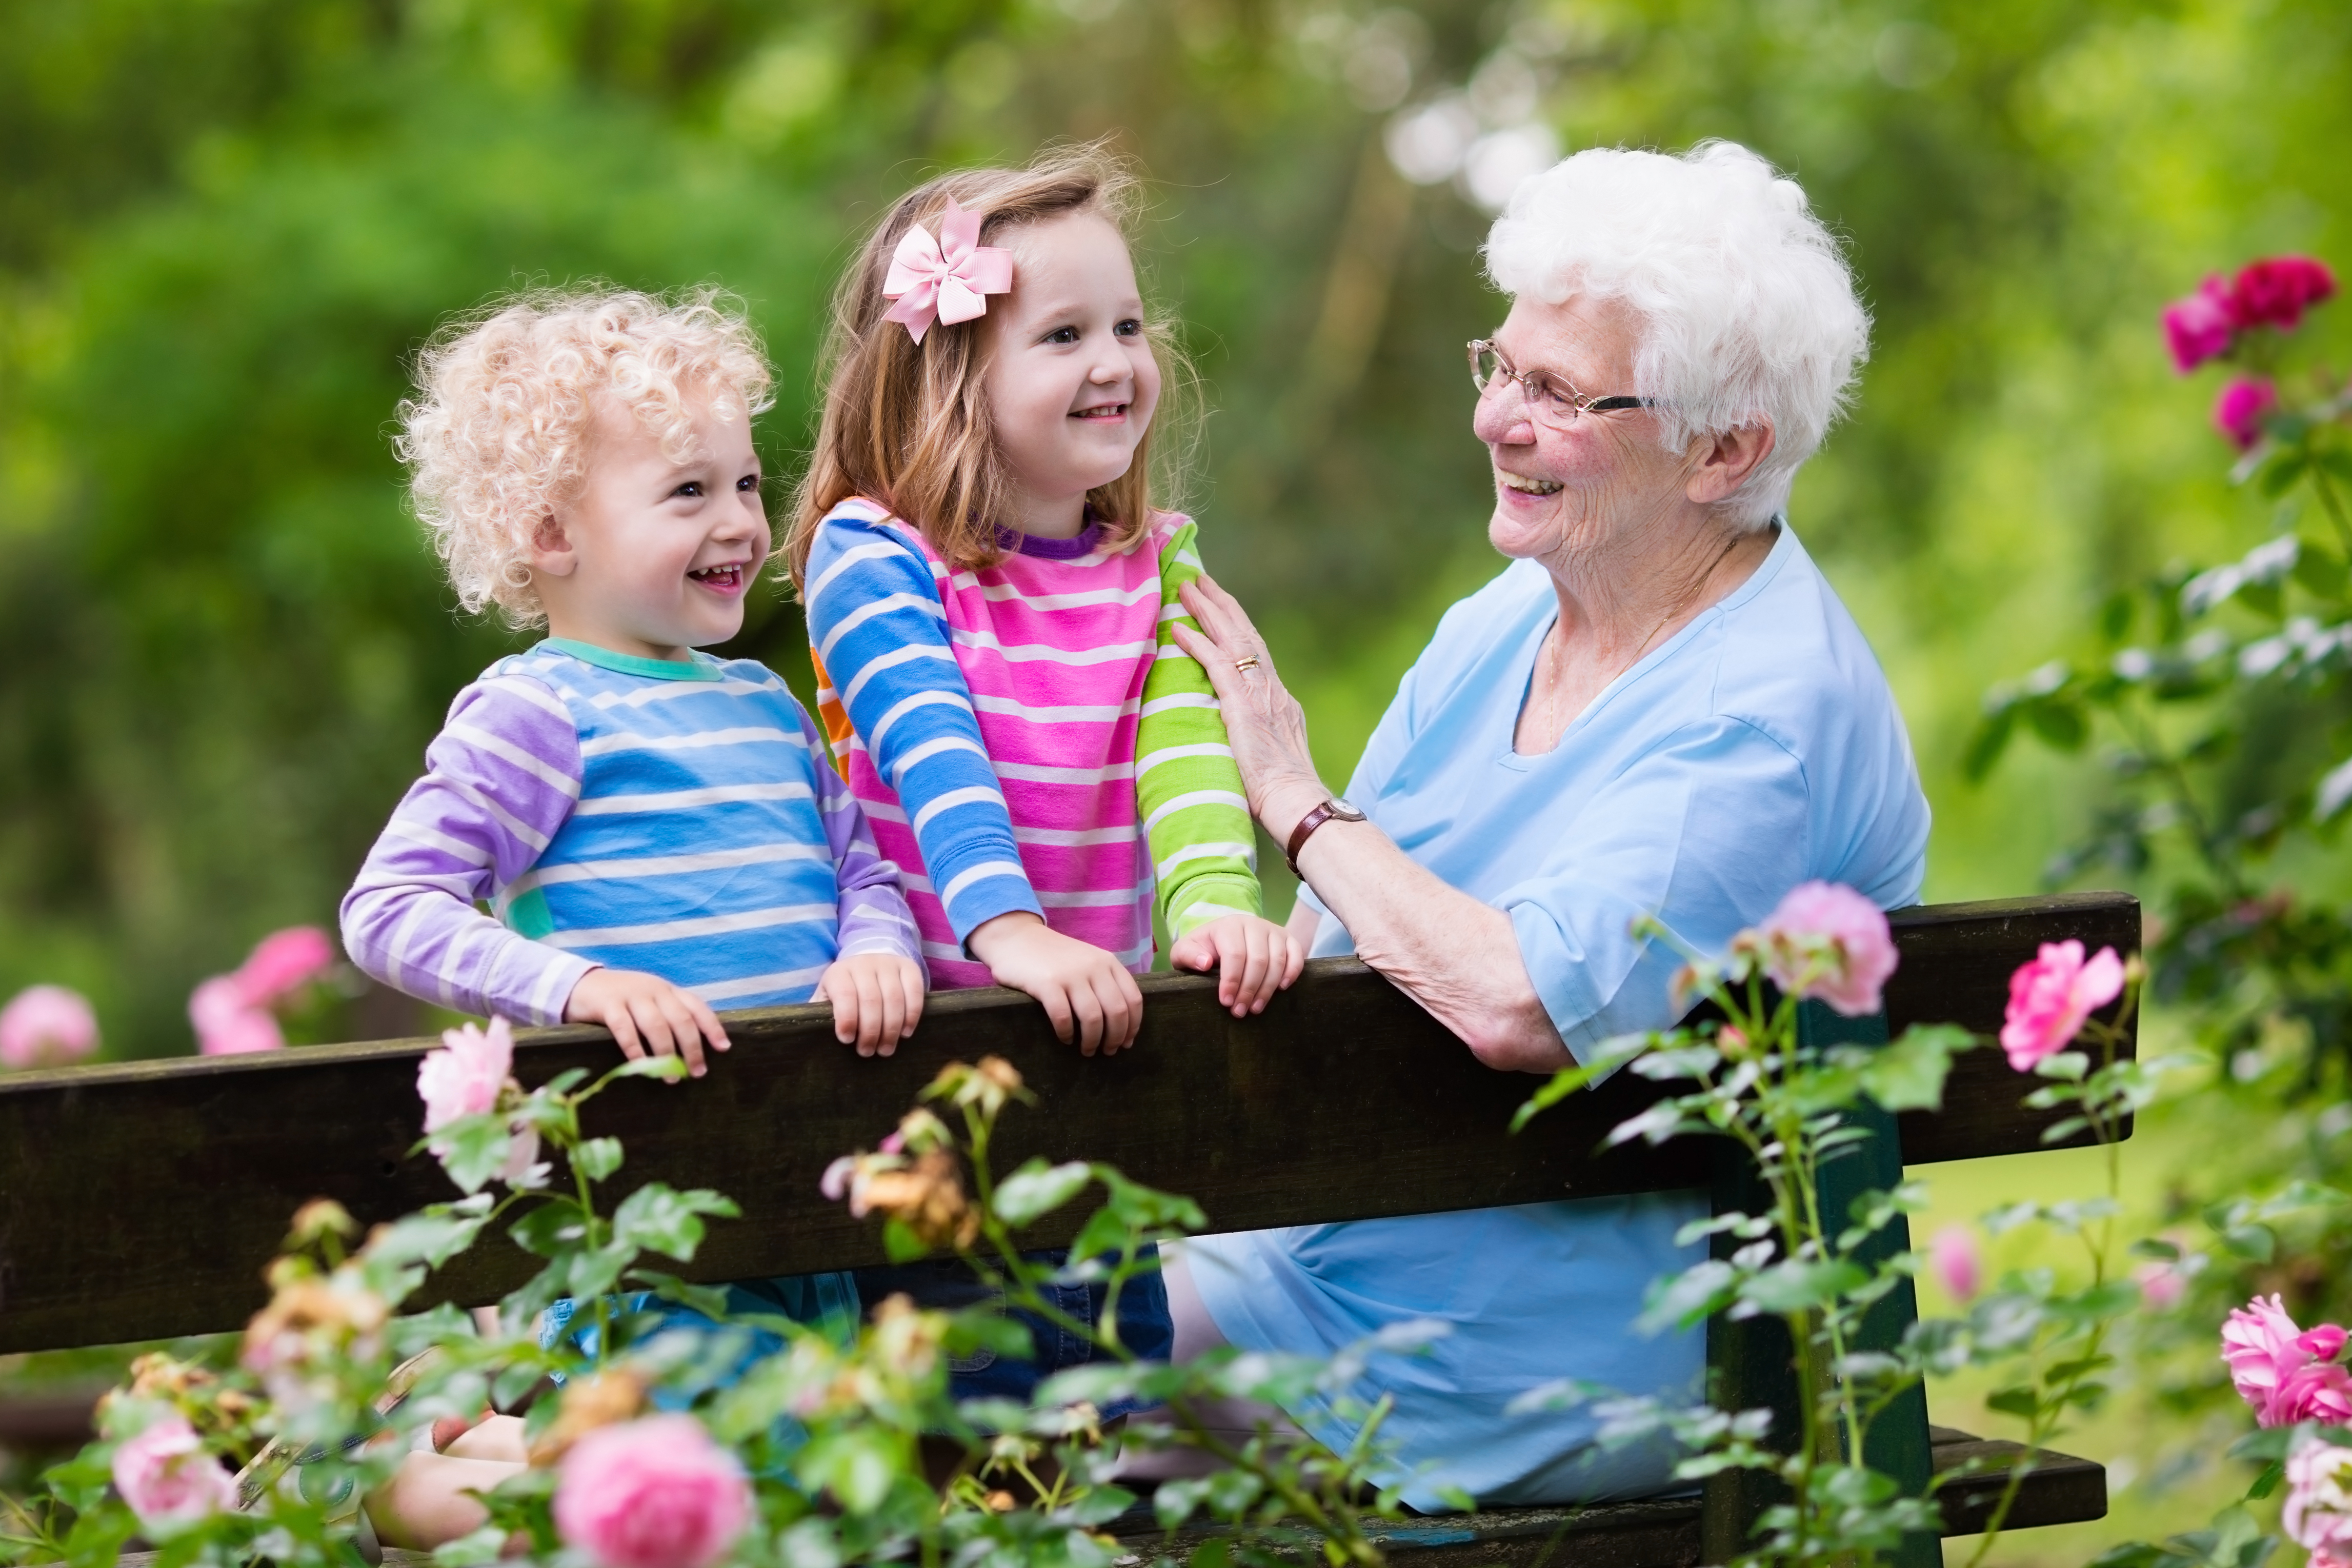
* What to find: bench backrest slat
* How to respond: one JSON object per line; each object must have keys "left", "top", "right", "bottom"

{"left": 0, "top": 892, "right": 2137, "bottom": 1355}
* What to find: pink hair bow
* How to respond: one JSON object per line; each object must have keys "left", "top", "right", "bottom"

{"left": 881, "top": 197, "right": 1014, "bottom": 344}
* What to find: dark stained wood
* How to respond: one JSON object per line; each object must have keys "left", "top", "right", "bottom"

{"left": 0, "top": 893, "right": 2137, "bottom": 1355}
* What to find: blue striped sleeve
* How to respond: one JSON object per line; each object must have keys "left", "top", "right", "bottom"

{"left": 802, "top": 512, "right": 1040, "bottom": 942}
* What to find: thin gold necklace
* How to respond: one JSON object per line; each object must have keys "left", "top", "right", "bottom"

{"left": 1533, "top": 530, "right": 1745, "bottom": 735}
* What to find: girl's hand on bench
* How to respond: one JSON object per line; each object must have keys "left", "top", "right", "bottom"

{"left": 813, "top": 953, "right": 929, "bottom": 1058}
{"left": 563, "top": 968, "right": 731, "bottom": 1079}
{"left": 1170, "top": 914, "right": 1310, "bottom": 1017}
{"left": 967, "top": 912, "right": 1144, "bottom": 1056}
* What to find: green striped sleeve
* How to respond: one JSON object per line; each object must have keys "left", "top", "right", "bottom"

{"left": 1138, "top": 519, "right": 1265, "bottom": 940}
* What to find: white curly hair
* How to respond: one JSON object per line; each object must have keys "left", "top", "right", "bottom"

{"left": 1482, "top": 140, "right": 1871, "bottom": 528}
{"left": 396, "top": 287, "right": 775, "bottom": 625}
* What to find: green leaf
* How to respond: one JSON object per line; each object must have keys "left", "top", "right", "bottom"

{"left": 1739, "top": 1259, "right": 1870, "bottom": 1315}
{"left": 992, "top": 1158, "right": 1093, "bottom": 1227}
{"left": 611, "top": 1183, "right": 738, "bottom": 1261}
{"left": 2246, "top": 1460, "right": 2283, "bottom": 1501}
{"left": 1986, "top": 1385, "right": 2040, "bottom": 1418}
{"left": 882, "top": 1217, "right": 930, "bottom": 1262}
{"left": 2025, "top": 696, "right": 2089, "bottom": 751}
{"left": 1636, "top": 1259, "right": 1738, "bottom": 1334}
{"left": 1963, "top": 707, "right": 2018, "bottom": 781}
{"left": 626, "top": 1270, "right": 733, "bottom": 1321}
{"left": 1859, "top": 1024, "right": 1975, "bottom": 1111}
{"left": 431, "top": 1114, "right": 520, "bottom": 1195}
{"left": 1511, "top": 1037, "right": 1649, "bottom": 1132}
{"left": 571, "top": 1137, "right": 624, "bottom": 1183}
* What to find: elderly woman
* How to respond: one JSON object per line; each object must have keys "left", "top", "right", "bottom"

{"left": 1160, "top": 142, "right": 1931, "bottom": 1507}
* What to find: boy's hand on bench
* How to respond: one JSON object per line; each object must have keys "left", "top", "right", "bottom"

{"left": 813, "top": 953, "right": 929, "bottom": 1058}
{"left": 1171, "top": 914, "right": 1310, "bottom": 1017}
{"left": 967, "top": 912, "right": 1144, "bottom": 1057}
{"left": 564, "top": 968, "right": 731, "bottom": 1079}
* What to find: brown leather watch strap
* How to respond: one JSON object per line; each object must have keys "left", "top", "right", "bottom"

{"left": 1285, "top": 800, "right": 1363, "bottom": 876}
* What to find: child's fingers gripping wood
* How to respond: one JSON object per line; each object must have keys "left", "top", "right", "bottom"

{"left": 564, "top": 968, "right": 732, "bottom": 1079}
{"left": 1171, "top": 915, "right": 1310, "bottom": 1017}
{"left": 815, "top": 954, "right": 928, "bottom": 1057}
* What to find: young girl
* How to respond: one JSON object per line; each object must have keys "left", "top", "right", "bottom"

{"left": 791, "top": 143, "right": 1308, "bottom": 1054}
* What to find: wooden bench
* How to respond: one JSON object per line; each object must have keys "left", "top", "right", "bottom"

{"left": 0, "top": 891, "right": 2137, "bottom": 1565}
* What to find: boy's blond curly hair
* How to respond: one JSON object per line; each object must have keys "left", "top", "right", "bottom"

{"left": 396, "top": 287, "right": 775, "bottom": 626}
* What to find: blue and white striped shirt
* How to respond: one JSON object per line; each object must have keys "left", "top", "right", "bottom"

{"left": 343, "top": 639, "right": 919, "bottom": 1022}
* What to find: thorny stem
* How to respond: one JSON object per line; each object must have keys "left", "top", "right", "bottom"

{"left": 1962, "top": 1003, "right": 2136, "bottom": 1568}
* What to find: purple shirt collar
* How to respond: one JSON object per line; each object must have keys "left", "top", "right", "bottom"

{"left": 995, "top": 519, "right": 1104, "bottom": 560}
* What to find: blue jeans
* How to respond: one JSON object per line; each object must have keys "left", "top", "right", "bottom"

{"left": 541, "top": 1248, "right": 1172, "bottom": 1421}
{"left": 853, "top": 1247, "right": 1174, "bottom": 1420}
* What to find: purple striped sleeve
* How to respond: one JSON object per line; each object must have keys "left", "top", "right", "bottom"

{"left": 802, "top": 706, "right": 924, "bottom": 968}
{"left": 338, "top": 674, "right": 598, "bottom": 1024}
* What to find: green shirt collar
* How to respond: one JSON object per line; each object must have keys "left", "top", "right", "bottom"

{"left": 537, "top": 638, "right": 723, "bottom": 682}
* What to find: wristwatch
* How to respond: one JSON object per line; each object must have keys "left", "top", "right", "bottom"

{"left": 1285, "top": 797, "right": 1368, "bottom": 876}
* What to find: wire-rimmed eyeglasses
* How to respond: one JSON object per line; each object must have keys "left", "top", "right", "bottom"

{"left": 1468, "top": 339, "right": 1658, "bottom": 428}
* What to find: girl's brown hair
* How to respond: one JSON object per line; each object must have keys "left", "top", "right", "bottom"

{"left": 786, "top": 140, "right": 1196, "bottom": 584}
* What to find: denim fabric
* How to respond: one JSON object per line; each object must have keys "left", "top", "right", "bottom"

{"left": 852, "top": 1247, "right": 1173, "bottom": 1420}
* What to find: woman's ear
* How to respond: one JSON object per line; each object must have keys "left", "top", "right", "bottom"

{"left": 526, "top": 513, "right": 578, "bottom": 579}
{"left": 1685, "top": 423, "right": 1776, "bottom": 507}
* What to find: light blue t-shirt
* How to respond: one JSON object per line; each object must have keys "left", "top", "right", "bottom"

{"left": 1185, "top": 522, "right": 1930, "bottom": 1510}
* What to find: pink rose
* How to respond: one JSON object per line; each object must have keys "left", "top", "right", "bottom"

{"left": 234, "top": 927, "right": 335, "bottom": 1008}
{"left": 418, "top": 1017, "right": 515, "bottom": 1134}
{"left": 2162, "top": 276, "right": 2237, "bottom": 372}
{"left": 2228, "top": 255, "right": 2339, "bottom": 332}
{"left": 553, "top": 1415, "right": 751, "bottom": 1568}
{"left": 1929, "top": 1227, "right": 1981, "bottom": 1303}
{"left": 2212, "top": 376, "right": 2279, "bottom": 452}
{"left": 189, "top": 976, "right": 285, "bottom": 1056}
{"left": 0, "top": 984, "right": 99, "bottom": 1069}
{"left": 2134, "top": 1259, "right": 2186, "bottom": 1310}
{"left": 1999, "top": 941, "right": 2126, "bottom": 1070}
{"left": 1749, "top": 881, "right": 1898, "bottom": 1017}
{"left": 2223, "top": 1294, "right": 2352, "bottom": 1427}
{"left": 111, "top": 1414, "right": 237, "bottom": 1530}
{"left": 2287, "top": 1440, "right": 2352, "bottom": 1568}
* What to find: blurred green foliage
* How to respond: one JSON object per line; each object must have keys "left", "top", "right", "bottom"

{"left": 0, "top": 0, "right": 2347, "bottom": 1057}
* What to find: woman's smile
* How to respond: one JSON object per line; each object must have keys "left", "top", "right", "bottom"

{"left": 1496, "top": 468, "right": 1564, "bottom": 496}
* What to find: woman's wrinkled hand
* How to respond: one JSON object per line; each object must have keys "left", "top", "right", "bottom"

{"left": 1169, "top": 913, "right": 1310, "bottom": 1016}
{"left": 967, "top": 912, "right": 1144, "bottom": 1056}
{"left": 1173, "top": 574, "right": 1327, "bottom": 839}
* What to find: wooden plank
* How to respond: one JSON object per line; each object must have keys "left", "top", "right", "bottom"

{"left": 0, "top": 894, "right": 2137, "bottom": 1355}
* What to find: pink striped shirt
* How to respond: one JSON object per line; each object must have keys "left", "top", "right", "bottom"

{"left": 807, "top": 499, "right": 1198, "bottom": 989}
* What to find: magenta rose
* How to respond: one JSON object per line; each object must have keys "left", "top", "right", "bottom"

{"left": 2227, "top": 255, "right": 2339, "bottom": 332}
{"left": 2212, "top": 376, "right": 2279, "bottom": 452}
{"left": 554, "top": 1415, "right": 751, "bottom": 1568}
{"left": 0, "top": 984, "right": 99, "bottom": 1069}
{"left": 1748, "top": 881, "right": 1898, "bottom": 1017}
{"left": 189, "top": 975, "right": 285, "bottom": 1056}
{"left": 2223, "top": 1293, "right": 2352, "bottom": 1428}
{"left": 1998, "top": 940, "right": 2125, "bottom": 1070}
{"left": 234, "top": 926, "right": 335, "bottom": 1008}
{"left": 111, "top": 1415, "right": 238, "bottom": 1531}
{"left": 2162, "top": 276, "right": 2237, "bottom": 373}
{"left": 2288, "top": 1440, "right": 2352, "bottom": 1568}
{"left": 1929, "top": 1227, "right": 1980, "bottom": 1303}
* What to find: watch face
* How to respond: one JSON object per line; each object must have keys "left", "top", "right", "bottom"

{"left": 1330, "top": 797, "right": 1368, "bottom": 822}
